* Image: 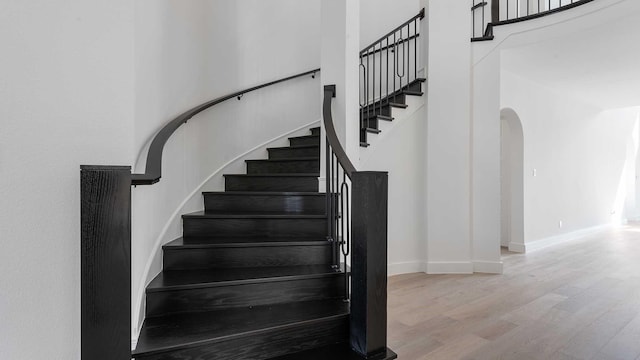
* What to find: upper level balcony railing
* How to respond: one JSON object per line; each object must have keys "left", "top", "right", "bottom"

{"left": 472, "top": 0, "right": 595, "bottom": 40}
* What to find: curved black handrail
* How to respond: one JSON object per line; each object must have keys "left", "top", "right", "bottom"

{"left": 131, "top": 68, "right": 320, "bottom": 185}
{"left": 323, "top": 85, "right": 356, "bottom": 177}
{"left": 360, "top": 8, "right": 425, "bottom": 56}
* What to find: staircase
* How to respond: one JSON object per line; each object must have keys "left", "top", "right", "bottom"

{"left": 359, "top": 78, "right": 425, "bottom": 147}
{"left": 132, "top": 127, "right": 378, "bottom": 359}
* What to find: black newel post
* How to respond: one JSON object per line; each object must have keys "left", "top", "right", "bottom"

{"left": 81, "top": 165, "right": 131, "bottom": 360}
{"left": 350, "top": 171, "right": 389, "bottom": 357}
{"left": 492, "top": 0, "right": 500, "bottom": 23}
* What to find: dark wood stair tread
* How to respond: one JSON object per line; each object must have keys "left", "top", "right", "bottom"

{"left": 146, "top": 265, "right": 343, "bottom": 292}
{"left": 224, "top": 173, "right": 319, "bottom": 177}
{"left": 246, "top": 157, "right": 319, "bottom": 163}
{"left": 376, "top": 115, "right": 394, "bottom": 121}
{"left": 388, "top": 102, "right": 408, "bottom": 109}
{"left": 164, "top": 236, "right": 329, "bottom": 248}
{"left": 403, "top": 90, "right": 424, "bottom": 96}
{"left": 288, "top": 135, "right": 319, "bottom": 140}
{"left": 182, "top": 210, "right": 326, "bottom": 219}
{"left": 271, "top": 344, "right": 398, "bottom": 360}
{"left": 203, "top": 191, "right": 324, "bottom": 196}
{"left": 133, "top": 299, "right": 349, "bottom": 356}
{"left": 267, "top": 145, "right": 319, "bottom": 151}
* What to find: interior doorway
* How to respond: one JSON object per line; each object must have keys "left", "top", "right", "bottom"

{"left": 500, "top": 108, "right": 525, "bottom": 252}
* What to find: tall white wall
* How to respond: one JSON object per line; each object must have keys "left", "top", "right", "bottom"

{"left": 425, "top": 0, "right": 474, "bottom": 274}
{"left": 131, "top": 0, "right": 322, "bottom": 339}
{"left": 360, "top": 101, "right": 427, "bottom": 275}
{"left": 501, "top": 70, "right": 640, "bottom": 245}
{"left": 0, "top": 1, "right": 135, "bottom": 359}
{"left": 360, "top": 0, "right": 421, "bottom": 48}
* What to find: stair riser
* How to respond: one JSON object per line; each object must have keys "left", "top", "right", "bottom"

{"left": 183, "top": 218, "right": 326, "bottom": 238}
{"left": 133, "top": 316, "right": 348, "bottom": 360}
{"left": 247, "top": 160, "right": 319, "bottom": 174}
{"left": 204, "top": 194, "right": 326, "bottom": 214}
{"left": 289, "top": 137, "right": 320, "bottom": 147}
{"left": 163, "top": 245, "right": 332, "bottom": 270}
{"left": 268, "top": 147, "right": 319, "bottom": 160}
{"left": 225, "top": 176, "right": 318, "bottom": 192}
{"left": 145, "top": 276, "right": 345, "bottom": 317}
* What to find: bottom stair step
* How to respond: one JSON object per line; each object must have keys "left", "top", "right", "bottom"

{"left": 271, "top": 343, "right": 398, "bottom": 360}
{"left": 133, "top": 299, "right": 349, "bottom": 360}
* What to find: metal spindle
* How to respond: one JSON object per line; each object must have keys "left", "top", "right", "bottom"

{"left": 406, "top": 24, "right": 410, "bottom": 89}
{"left": 393, "top": 32, "right": 397, "bottom": 103}
{"left": 379, "top": 40, "right": 382, "bottom": 117}
{"left": 480, "top": 0, "right": 486, "bottom": 34}
{"left": 386, "top": 38, "right": 389, "bottom": 104}
{"left": 414, "top": 19, "right": 418, "bottom": 80}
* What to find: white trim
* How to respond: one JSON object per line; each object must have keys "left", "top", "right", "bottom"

{"left": 508, "top": 242, "right": 526, "bottom": 253}
{"left": 131, "top": 119, "right": 321, "bottom": 337}
{"left": 388, "top": 261, "right": 427, "bottom": 276}
{"left": 131, "top": 337, "right": 138, "bottom": 351}
{"left": 426, "top": 261, "right": 474, "bottom": 274}
{"left": 473, "top": 261, "right": 503, "bottom": 274}
{"left": 525, "top": 224, "right": 613, "bottom": 253}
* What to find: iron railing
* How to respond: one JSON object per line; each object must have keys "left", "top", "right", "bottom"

{"left": 472, "top": 0, "right": 595, "bottom": 40}
{"left": 359, "top": 9, "right": 425, "bottom": 145}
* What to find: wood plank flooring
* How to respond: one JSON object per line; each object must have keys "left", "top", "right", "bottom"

{"left": 388, "top": 224, "right": 640, "bottom": 360}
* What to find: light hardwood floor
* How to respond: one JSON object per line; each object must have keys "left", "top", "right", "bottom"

{"left": 387, "top": 225, "right": 640, "bottom": 360}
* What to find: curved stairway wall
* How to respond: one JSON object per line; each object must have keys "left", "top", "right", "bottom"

{"left": 132, "top": 0, "right": 322, "bottom": 341}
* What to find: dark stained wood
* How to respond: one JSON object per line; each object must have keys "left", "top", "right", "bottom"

{"left": 491, "top": 0, "right": 499, "bottom": 23}
{"left": 288, "top": 135, "right": 320, "bottom": 147}
{"left": 133, "top": 300, "right": 349, "bottom": 359}
{"left": 80, "top": 165, "right": 131, "bottom": 360}
{"left": 246, "top": 158, "right": 319, "bottom": 174}
{"left": 163, "top": 242, "right": 332, "bottom": 270}
{"left": 268, "top": 145, "right": 320, "bottom": 160}
{"left": 224, "top": 174, "right": 319, "bottom": 192}
{"left": 181, "top": 212, "right": 327, "bottom": 238}
{"left": 145, "top": 273, "right": 345, "bottom": 317}
{"left": 271, "top": 343, "right": 398, "bottom": 360}
{"left": 350, "top": 171, "right": 389, "bottom": 358}
{"left": 203, "top": 192, "right": 326, "bottom": 214}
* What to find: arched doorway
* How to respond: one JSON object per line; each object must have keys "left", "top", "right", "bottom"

{"left": 501, "top": 108, "right": 525, "bottom": 252}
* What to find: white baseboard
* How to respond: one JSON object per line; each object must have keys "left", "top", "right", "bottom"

{"left": 473, "top": 261, "right": 503, "bottom": 274}
{"left": 508, "top": 243, "right": 526, "bottom": 253}
{"left": 426, "top": 261, "right": 474, "bottom": 274}
{"left": 526, "top": 224, "right": 613, "bottom": 252}
{"left": 388, "top": 261, "right": 427, "bottom": 276}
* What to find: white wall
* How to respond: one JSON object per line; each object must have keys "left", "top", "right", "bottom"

{"left": 0, "top": 1, "right": 135, "bottom": 359}
{"left": 425, "top": 0, "right": 474, "bottom": 274}
{"left": 501, "top": 70, "right": 640, "bottom": 245}
{"left": 360, "top": 0, "right": 421, "bottom": 48}
{"left": 360, "top": 97, "right": 427, "bottom": 275}
{"left": 131, "top": 0, "right": 322, "bottom": 339}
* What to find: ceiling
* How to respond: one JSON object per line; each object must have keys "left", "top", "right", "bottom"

{"left": 501, "top": 11, "right": 640, "bottom": 109}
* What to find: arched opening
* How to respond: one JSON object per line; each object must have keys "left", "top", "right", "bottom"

{"left": 500, "top": 108, "right": 525, "bottom": 252}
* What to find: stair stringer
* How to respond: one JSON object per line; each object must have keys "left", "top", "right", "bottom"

{"left": 131, "top": 119, "right": 321, "bottom": 349}
{"left": 359, "top": 91, "right": 426, "bottom": 164}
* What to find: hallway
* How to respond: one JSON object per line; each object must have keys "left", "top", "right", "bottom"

{"left": 388, "top": 225, "right": 640, "bottom": 359}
